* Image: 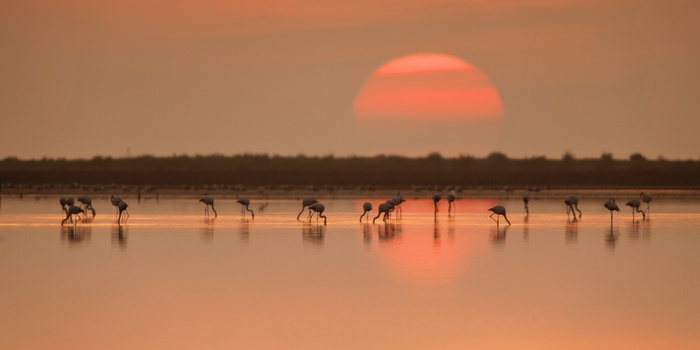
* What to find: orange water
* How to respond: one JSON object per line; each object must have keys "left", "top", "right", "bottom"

{"left": 1, "top": 196, "right": 699, "bottom": 349}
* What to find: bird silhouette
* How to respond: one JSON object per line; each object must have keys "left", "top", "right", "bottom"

{"left": 373, "top": 202, "right": 392, "bottom": 224}
{"left": 61, "top": 205, "right": 84, "bottom": 226}
{"left": 359, "top": 201, "right": 373, "bottom": 222}
{"left": 625, "top": 199, "right": 646, "bottom": 220}
{"left": 391, "top": 194, "right": 406, "bottom": 217}
{"left": 447, "top": 191, "right": 456, "bottom": 215}
{"left": 297, "top": 198, "right": 318, "bottom": 221}
{"left": 237, "top": 198, "right": 255, "bottom": 218}
{"left": 111, "top": 195, "right": 123, "bottom": 219}
{"left": 308, "top": 203, "right": 326, "bottom": 225}
{"left": 117, "top": 200, "right": 129, "bottom": 224}
{"left": 488, "top": 205, "right": 511, "bottom": 225}
{"left": 77, "top": 195, "right": 96, "bottom": 218}
{"left": 59, "top": 196, "right": 69, "bottom": 216}
{"left": 432, "top": 193, "right": 441, "bottom": 220}
{"left": 640, "top": 192, "right": 652, "bottom": 213}
{"left": 564, "top": 196, "right": 575, "bottom": 218}
{"left": 570, "top": 195, "right": 582, "bottom": 217}
{"left": 199, "top": 197, "right": 217, "bottom": 217}
{"left": 604, "top": 198, "right": 620, "bottom": 223}
{"left": 523, "top": 194, "right": 530, "bottom": 215}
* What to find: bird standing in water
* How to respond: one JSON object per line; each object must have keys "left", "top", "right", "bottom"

{"left": 523, "top": 194, "right": 530, "bottom": 215}
{"left": 625, "top": 199, "right": 645, "bottom": 220}
{"left": 488, "top": 205, "right": 511, "bottom": 225}
{"left": 570, "top": 195, "right": 582, "bottom": 218}
{"left": 447, "top": 191, "right": 456, "bottom": 216}
{"left": 77, "top": 195, "right": 96, "bottom": 218}
{"left": 308, "top": 203, "right": 327, "bottom": 225}
{"left": 111, "top": 195, "right": 123, "bottom": 219}
{"left": 117, "top": 200, "right": 129, "bottom": 224}
{"left": 640, "top": 192, "right": 652, "bottom": 214}
{"left": 297, "top": 198, "right": 318, "bottom": 221}
{"left": 199, "top": 197, "right": 217, "bottom": 218}
{"left": 359, "top": 202, "right": 372, "bottom": 222}
{"left": 604, "top": 198, "right": 620, "bottom": 223}
{"left": 373, "top": 202, "right": 392, "bottom": 224}
{"left": 61, "top": 205, "right": 84, "bottom": 226}
{"left": 237, "top": 198, "right": 255, "bottom": 218}
{"left": 432, "top": 193, "right": 441, "bottom": 220}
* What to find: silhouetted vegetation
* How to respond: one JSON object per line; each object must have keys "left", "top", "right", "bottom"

{"left": 1, "top": 153, "right": 699, "bottom": 189}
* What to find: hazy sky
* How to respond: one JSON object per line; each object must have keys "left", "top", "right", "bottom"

{"left": 2, "top": 0, "right": 699, "bottom": 159}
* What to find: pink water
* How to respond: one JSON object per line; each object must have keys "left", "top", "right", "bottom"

{"left": 1, "top": 195, "right": 699, "bottom": 349}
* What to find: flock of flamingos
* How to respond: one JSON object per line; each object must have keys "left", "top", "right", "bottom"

{"left": 58, "top": 191, "right": 653, "bottom": 227}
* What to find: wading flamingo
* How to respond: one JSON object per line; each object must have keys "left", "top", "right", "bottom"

{"left": 488, "top": 205, "right": 511, "bottom": 225}
{"left": 199, "top": 197, "right": 218, "bottom": 217}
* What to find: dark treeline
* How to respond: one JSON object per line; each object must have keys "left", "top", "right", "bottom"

{"left": 1, "top": 153, "right": 699, "bottom": 188}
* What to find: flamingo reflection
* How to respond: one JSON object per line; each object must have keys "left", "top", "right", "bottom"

{"left": 111, "top": 224, "right": 128, "bottom": 248}
{"left": 489, "top": 224, "right": 509, "bottom": 244}
{"left": 302, "top": 223, "right": 325, "bottom": 245}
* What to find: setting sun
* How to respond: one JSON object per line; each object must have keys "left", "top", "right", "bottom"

{"left": 353, "top": 53, "right": 504, "bottom": 156}
{"left": 354, "top": 53, "right": 503, "bottom": 122}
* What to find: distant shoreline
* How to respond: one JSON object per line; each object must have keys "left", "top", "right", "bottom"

{"left": 1, "top": 154, "right": 699, "bottom": 190}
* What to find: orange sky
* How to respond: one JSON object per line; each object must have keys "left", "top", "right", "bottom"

{"left": 1, "top": 0, "right": 699, "bottom": 159}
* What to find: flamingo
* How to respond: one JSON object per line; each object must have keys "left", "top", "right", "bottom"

{"left": 570, "top": 195, "right": 582, "bottom": 218}
{"left": 640, "top": 192, "right": 652, "bottom": 213}
{"left": 237, "top": 198, "right": 255, "bottom": 218}
{"left": 77, "top": 195, "right": 96, "bottom": 218}
{"left": 488, "top": 205, "right": 511, "bottom": 225}
{"left": 297, "top": 198, "right": 318, "bottom": 221}
{"left": 199, "top": 197, "right": 217, "bottom": 217}
{"left": 61, "top": 205, "right": 84, "bottom": 226}
{"left": 564, "top": 196, "right": 575, "bottom": 218}
{"left": 447, "top": 191, "right": 456, "bottom": 215}
{"left": 432, "top": 193, "right": 441, "bottom": 219}
{"left": 59, "top": 196, "right": 69, "bottom": 215}
{"left": 391, "top": 194, "right": 406, "bottom": 217}
{"left": 373, "top": 202, "right": 392, "bottom": 224}
{"left": 604, "top": 198, "right": 620, "bottom": 223}
{"left": 625, "top": 199, "right": 646, "bottom": 220}
{"left": 359, "top": 202, "right": 372, "bottom": 222}
{"left": 383, "top": 199, "right": 396, "bottom": 220}
{"left": 111, "top": 195, "right": 123, "bottom": 219}
{"left": 523, "top": 194, "right": 530, "bottom": 215}
{"left": 308, "top": 203, "right": 327, "bottom": 225}
{"left": 117, "top": 200, "right": 129, "bottom": 224}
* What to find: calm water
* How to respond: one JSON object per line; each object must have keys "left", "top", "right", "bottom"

{"left": 1, "top": 194, "right": 699, "bottom": 349}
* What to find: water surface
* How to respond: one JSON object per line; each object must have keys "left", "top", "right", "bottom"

{"left": 1, "top": 195, "right": 699, "bottom": 349}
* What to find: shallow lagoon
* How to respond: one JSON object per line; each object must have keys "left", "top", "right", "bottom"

{"left": 1, "top": 194, "right": 699, "bottom": 349}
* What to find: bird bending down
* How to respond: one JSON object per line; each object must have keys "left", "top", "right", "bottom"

{"left": 111, "top": 195, "right": 124, "bottom": 219}
{"left": 570, "top": 195, "right": 582, "bottom": 218}
{"left": 359, "top": 202, "right": 373, "bottom": 222}
{"left": 77, "top": 195, "right": 96, "bottom": 218}
{"left": 488, "top": 205, "right": 511, "bottom": 225}
{"left": 199, "top": 197, "right": 218, "bottom": 217}
{"left": 447, "top": 191, "right": 456, "bottom": 215}
{"left": 373, "top": 202, "right": 392, "bottom": 224}
{"left": 61, "top": 205, "right": 84, "bottom": 226}
{"left": 297, "top": 198, "right": 318, "bottom": 221}
{"left": 308, "top": 203, "right": 327, "bottom": 225}
{"left": 564, "top": 196, "right": 575, "bottom": 218}
{"left": 237, "top": 198, "right": 255, "bottom": 218}
{"left": 625, "top": 199, "right": 646, "bottom": 220}
{"left": 117, "top": 200, "right": 129, "bottom": 224}
{"left": 432, "top": 193, "right": 441, "bottom": 219}
{"left": 604, "top": 198, "right": 620, "bottom": 223}
{"left": 391, "top": 194, "right": 406, "bottom": 217}
{"left": 59, "top": 196, "right": 69, "bottom": 216}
